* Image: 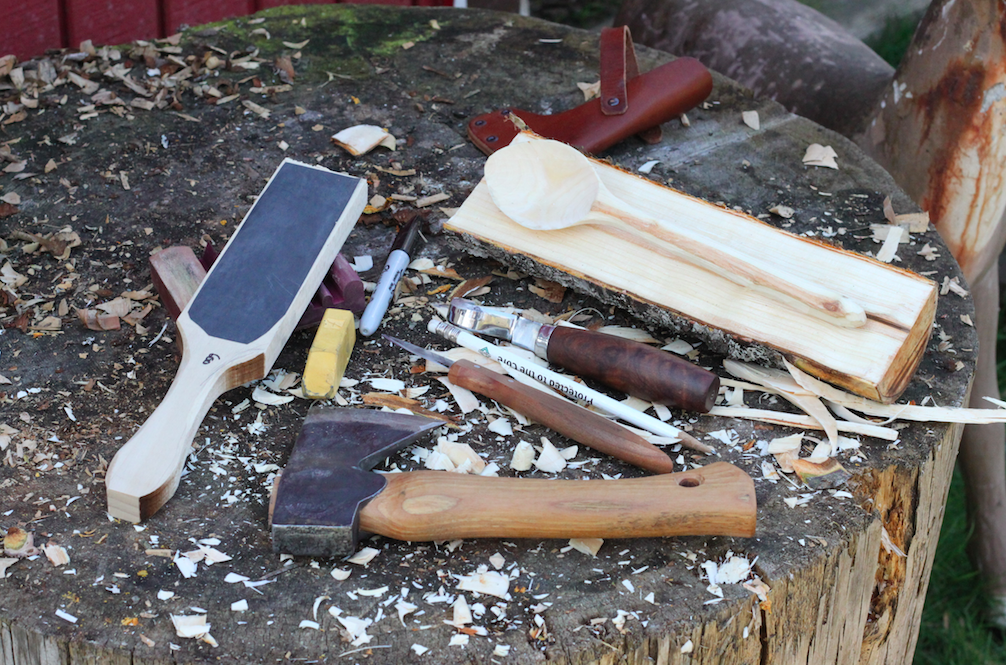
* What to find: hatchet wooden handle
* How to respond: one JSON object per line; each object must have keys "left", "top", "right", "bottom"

{"left": 361, "top": 462, "right": 755, "bottom": 540}
{"left": 544, "top": 327, "right": 720, "bottom": 412}
{"left": 448, "top": 359, "right": 674, "bottom": 474}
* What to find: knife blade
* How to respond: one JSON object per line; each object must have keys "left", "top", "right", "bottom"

{"left": 383, "top": 335, "right": 675, "bottom": 474}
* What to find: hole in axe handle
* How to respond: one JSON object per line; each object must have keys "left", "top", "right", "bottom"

{"left": 678, "top": 477, "right": 702, "bottom": 488}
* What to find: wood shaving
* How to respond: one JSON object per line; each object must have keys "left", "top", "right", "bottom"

{"left": 568, "top": 538, "right": 603, "bottom": 557}
{"left": 331, "top": 125, "right": 396, "bottom": 156}
{"left": 783, "top": 358, "right": 1006, "bottom": 424}
{"left": 533, "top": 437, "right": 566, "bottom": 473}
{"left": 347, "top": 547, "right": 380, "bottom": 566}
{"left": 769, "top": 205, "right": 794, "bottom": 219}
{"left": 791, "top": 457, "right": 851, "bottom": 489}
{"left": 528, "top": 278, "right": 566, "bottom": 303}
{"left": 450, "top": 275, "right": 492, "bottom": 300}
{"left": 361, "top": 393, "right": 458, "bottom": 426}
{"left": 595, "top": 325, "right": 660, "bottom": 344}
{"left": 724, "top": 359, "right": 839, "bottom": 449}
{"left": 436, "top": 376, "right": 480, "bottom": 414}
{"left": 708, "top": 405, "right": 898, "bottom": 440}
{"left": 576, "top": 81, "right": 600, "bottom": 101}
{"left": 510, "top": 441, "right": 534, "bottom": 471}
{"left": 802, "top": 143, "right": 839, "bottom": 169}
{"left": 456, "top": 569, "right": 510, "bottom": 599}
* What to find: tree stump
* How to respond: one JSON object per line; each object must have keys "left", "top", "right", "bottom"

{"left": 0, "top": 6, "right": 974, "bottom": 664}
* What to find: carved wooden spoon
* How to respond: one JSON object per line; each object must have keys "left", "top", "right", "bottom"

{"left": 483, "top": 138, "right": 866, "bottom": 328}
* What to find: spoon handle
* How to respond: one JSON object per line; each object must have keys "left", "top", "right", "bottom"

{"left": 592, "top": 198, "right": 867, "bottom": 328}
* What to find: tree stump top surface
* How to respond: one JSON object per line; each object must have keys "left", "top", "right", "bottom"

{"left": 0, "top": 6, "right": 974, "bottom": 664}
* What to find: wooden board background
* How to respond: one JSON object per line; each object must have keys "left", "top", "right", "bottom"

{"left": 0, "top": 6, "right": 976, "bottom": 664}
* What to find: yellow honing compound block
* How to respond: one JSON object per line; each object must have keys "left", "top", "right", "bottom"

{"left": 303, "top": 308, "right": 356, "bottom": 399}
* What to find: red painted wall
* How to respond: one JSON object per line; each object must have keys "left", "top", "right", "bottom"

{"left": 0, "top": 0, "right": 64, "bottom": 58}
{"left": 1, "top": 0, "right": 452, "bottom": 61}
{"left": 163, "top": 0, "right": 256, "bottom": 35}
{"left": 65, "top": 0, "right": 162, "bottom": 48}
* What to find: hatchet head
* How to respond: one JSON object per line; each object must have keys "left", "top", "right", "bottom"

{"left": 271, "top": 407, "right": 442, "bottom": 558}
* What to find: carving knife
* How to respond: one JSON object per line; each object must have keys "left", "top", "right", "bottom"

{"left": 446, "top": 298, "right": 720, "bottom": 413}
{"left": 383, "top": 335, "right": 676, "bottom": 474}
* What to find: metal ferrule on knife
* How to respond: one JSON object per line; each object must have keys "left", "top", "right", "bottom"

{"left": 447, "top": 299, "right": 553, "bottom": 358}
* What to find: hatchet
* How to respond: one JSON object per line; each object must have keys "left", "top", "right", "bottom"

{"left": 270, "top": 408, "right": 756, "bottom": 558}
{"left": 106, "top": 159, "right": 368, "bottom": 523}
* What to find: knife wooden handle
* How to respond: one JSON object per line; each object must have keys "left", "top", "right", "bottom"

{"left": 447, "top": 359, "right": 674, "bottom": 473}
{"left": 361, "top": 462, "right": 756, "bottom": 540}
{"left": 467, "top": 57, "right": 712, "bottom": 155}
{"left": 545, "top": 327, "right": 720, "bottom": 413}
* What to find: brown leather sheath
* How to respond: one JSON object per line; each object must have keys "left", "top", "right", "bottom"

{"left": 467, "top": 27, "right": 712, "bottom": 155}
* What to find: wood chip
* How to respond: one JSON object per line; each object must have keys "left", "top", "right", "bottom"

{"left": 791, "top": 457, "right": 851, "bottom": 489}
{"left": 875, "top": 225, "right": 903, "bottom": 263}
{"left": 533, "top": 437, "right": 566, "bottom": 473}
{"left": 331, "top": 125, "right": 396, "bottom": 156}
{"left": 568, "top": 538, "right": 603, "bottom": 556}
{"left": 416, "top": 192, "right": 450, "bottom": 208}
{"left": 241, "top": 100, "right": 271, "bottom": 118}
{"left": 802, "top": 144, "right": 838, "bottom": 169}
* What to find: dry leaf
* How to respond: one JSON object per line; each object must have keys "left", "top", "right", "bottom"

{"left": 450, "top": 275, "right": 492, "bottom": 300}
{"left": 529, "top": 278, "right": 566, "bottom": 303}
{"left": 361, "top": 393, "right": 459, "bottom": 426}
{"left": 275, "top": 55, "right": 295, "bottom": 82}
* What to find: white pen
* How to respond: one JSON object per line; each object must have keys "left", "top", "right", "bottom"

{"left": 428, "top": 319, "right": 714, "bottom": 453}
{"left": 359, "top": 218, "right": 422, "bottom": 336}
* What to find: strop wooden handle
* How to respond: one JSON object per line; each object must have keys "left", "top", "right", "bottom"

{"left": 545, "top": 326, "right": 720, "bottom": 412}
{"left": 105, "top": 329, "right": 265, "bottom": 523}
{"left": 360, "top": 461, "right": 757, "bottom": 541}
{"left": 447, "top": 359, "right": 674, "bottom": 473}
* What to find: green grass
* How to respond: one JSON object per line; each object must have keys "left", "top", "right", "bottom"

{"left": 864, "top": 11, "right": 922, "bottom": 67}
{"left": 916, "top": 469, "right": 1006, "bottom": 664}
